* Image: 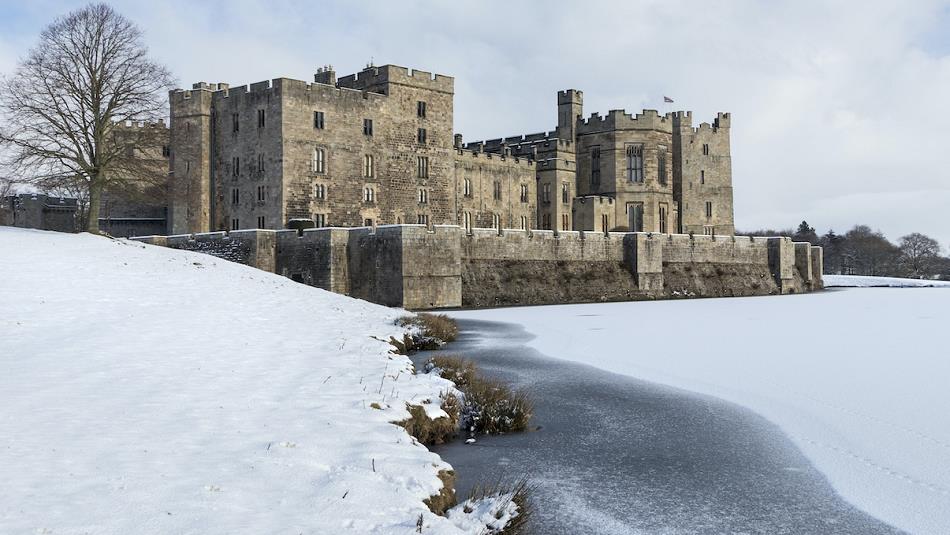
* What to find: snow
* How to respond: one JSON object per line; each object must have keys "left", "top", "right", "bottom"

{"left": 0, "top": 228, "right": 514, "bottom": 534}
{"left": 825, "top": 274, "right": 950, "bottom": 288}
{"left": 449, "top": 289, "right": 950, "bottom": 535}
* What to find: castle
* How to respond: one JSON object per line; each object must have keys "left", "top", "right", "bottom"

{"left": 168, "top": 64, "right": 733, "bottom": 236}
{"left": 135, "top": 63, "right": 820, "bottom": 310}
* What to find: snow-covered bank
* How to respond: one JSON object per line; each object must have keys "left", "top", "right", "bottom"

{"left": 450, "top": 289, "right": 950, "bottom": 535}
{"left": 0, "top": 228, "right": 511, "bottom": 534}
{"left": 825, "top": 274, "right": 950, "bottom": 288}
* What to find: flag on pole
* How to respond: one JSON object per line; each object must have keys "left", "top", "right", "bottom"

{"left": 663, "top": 96, "right": 674, "bottom": 103}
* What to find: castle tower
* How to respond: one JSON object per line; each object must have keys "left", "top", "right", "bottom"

{"left": 672, "top": 111, "right": 734, "bottom": 235}
{"left": 169, "top": 84, "right": 215, "bottom": 234}
{"left": 557, "top": 89, "right": 583, "bottom": 142}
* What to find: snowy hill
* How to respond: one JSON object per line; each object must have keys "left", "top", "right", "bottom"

{"left": 0, "top": 228, "right": 509, "bottom": 534}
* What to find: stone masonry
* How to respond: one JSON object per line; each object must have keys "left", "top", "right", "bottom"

{"left": 168, "top": 64, "right": 732, "bottom": 237}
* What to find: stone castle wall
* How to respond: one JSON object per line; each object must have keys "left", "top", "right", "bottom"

{"left": 132, "top": 225, "right": 822, "bottom": 310}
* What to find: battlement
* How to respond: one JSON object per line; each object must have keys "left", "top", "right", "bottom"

{"left": 577, "top": 109, "right": 673, "bottom": 134}
{"left": 670, "top": 111, "right": 731, "bottom": 134}
{"left": 557, "top": 89, "right": 583, "bottom": 104}
{"left": 454, "top": 149, "right": 536, "bottom": 167}
{"left": 113, "top": 119, "right": 167, "bottom": 130}
{"left": 336, "top": 64, "right": 454, "bottom": 94}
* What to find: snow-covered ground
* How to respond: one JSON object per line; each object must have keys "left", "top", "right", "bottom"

{"left": 0, "top": 228, "right": 514, "bottom": 534}
{"left": 450, "top": 289, "right": 950, "bottom": 535}
{"left": 825, "top": 274, "right": 950, "bottom": 288}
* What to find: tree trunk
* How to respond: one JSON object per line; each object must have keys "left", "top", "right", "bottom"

{"left": 87, "top": 178, "right": 102, "bottom": 234}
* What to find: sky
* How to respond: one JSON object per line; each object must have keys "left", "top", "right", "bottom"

{"left": 1, "top": 0, "right": 948, "bottom": 248}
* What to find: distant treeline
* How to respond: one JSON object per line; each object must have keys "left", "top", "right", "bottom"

{"left": 737, "top": 222, "right": 950, "bottom": 280}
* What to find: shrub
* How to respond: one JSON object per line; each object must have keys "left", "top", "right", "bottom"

{"left": 465, "top": 476, "right": 534, "bottom": 534}
{"left": 460, "top": 377, "right": 533, "bottom": 436}
{"left": 395, "top": 391, "right": 461, "bottom": 446}
{"left": 426, "top": 355, "right": 476, "bottom": 388}
{"left": 395, "top": 313, "right": 459, "bottom": 352}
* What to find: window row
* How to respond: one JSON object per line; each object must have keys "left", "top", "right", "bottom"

{"left": 228, "top": 108, "right": 430, "bottom": 141}
{"left": 229, "top": 216, "right": 267, "bottom": 230}
{"left": 585, "top": 144, "right": 670, "bottom": 186}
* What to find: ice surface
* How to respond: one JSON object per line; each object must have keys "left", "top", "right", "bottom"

{"left": 825, "top": 274, "right": 950, "bottom": 288}
{"left": 450, "top": 288, "right": 950, "bottom": 535}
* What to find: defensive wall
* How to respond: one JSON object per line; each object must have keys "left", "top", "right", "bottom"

{"left": 131, "top": 225, "right": 823, "bottom": 310}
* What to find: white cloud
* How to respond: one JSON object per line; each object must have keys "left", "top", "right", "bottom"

{"left": 4, "top": 0, "right": 950, "bottom": 246}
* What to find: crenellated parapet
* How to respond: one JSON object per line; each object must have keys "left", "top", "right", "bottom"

{"left": 336, "top": 64, "right": 454, "bottom": 94}
{"left": 577, "top": 109, "right": 674, "bottom": 134}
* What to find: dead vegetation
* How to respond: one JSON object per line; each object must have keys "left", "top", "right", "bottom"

{"left": 426, "top": 355, "right": 533, "bottom": 437}
{"left": 392, "top": 313, "right": 459, "bottom": 353}
{"left": 465, "top": 476, "right": 534, "bottom": 534}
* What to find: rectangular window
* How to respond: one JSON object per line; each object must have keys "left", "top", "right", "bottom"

{"left": 231, "top": 188, "right": 239, "bottom": 205}
{"left": 313, "top": 213, "right": 326, "bottom": 227}
{"left": 561, "top": 183, "right": 569, "bottom": 204}
{"left": 417, "top": 156, "right": 429, "bottom": 178}
{"left": 364, "top": 154, "right": 374, "bottom": 178}
{"left": 493, "top": 181, "right": 502, "bottom": 201}
{"left": 562, "top": 214, "right": 569, "bottom": 231}
{"left": 232, "top": 113, "right": 239, "bottom": 133}
{"left": 312, "top": 148, "right": 326, "bottom": 174}
{"left": 313, "top": 111, "right": 325, "bottom": 129}
{"left": 492, "top": 213, "right": 500, "bottom": 229}
{"left": 257, "top": 185, "right": 266, "bottom": 202}
{"left": 704, "top": 225, "right": 714, "bottom": 236}
{"left": 364, "top": 186, "right": 375, "bottom": 203}
{"left": 418, "top": 188, "right": 428, "bottom": 204}
{"left": 162, "top": 145, "right": 170, "bottom": 158}
{"left": 590, "top": 147, "right": 601, "bottom": 187}
{"left": 659, "top": 203, "right": 668, "bottom": 234}
{"left": 257, "top": 154, "right": 264, "bottom": 172}
{"left": 626, "top": 144, "right": 644, "bottom": 182}
{"left": 657, "top": 147, "right": 667, "bottom": 186}
{"left": 314, "top": 183, "right": 326, "bottom": 200}
{"left": 417, "top": 214, "right": 429, "bottom": 225}
{"left": 231, "top": 218, "right": 239, "bottom": 230}
{"left": 257, "top": 109, "right": 265, "bottom": 129}
{"left": 520, "top": 184, "right": 529, "bottom": 203}
{"left": 232, "top": 156, "right": 240, "bottom": 177}
{"left": 705, "top": 201, "right": 713, "bottom": 218}
{"left": 417, "top": 128, "right": 427, "bottom": 144}
{"left": 541, "top": 213, "right": 551, "bottom": 230}
{"left": 417, "top": 101, "right": 427, "bottom": 118}
{"left": 257, "top": 215, "right": 265, "bottom": 228}
{"left": 629, "top": 203, "right": 644, "bottom": 232}
{"left": 520, "top": 216, "right": 527, "bottom": 230}
{"left": 601, "top": 214, "right": 608, "bottom": 233}
{"left": 463, "top": 212, "right": 472, "bottom": 230}
{"left": 542, "top": 183, "right": 551, "bottom": 204}
{"left": 463, "top": 178, "right": 472, "bottom": 197}
{"left": 363, "top": 118, "right": 373, "bottom": 136}
{"left": 700, "top": 170, "right": 705, "bottom": 184}
{"left": 702, "top": 143, "right": 710, "bottom": 156}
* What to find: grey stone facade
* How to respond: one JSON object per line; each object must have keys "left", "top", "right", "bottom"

{"left": 168, "top": 65, "right": 732, "bottom": 236}
{"left": 2, "top": 194, "right": 78, "bottom": 232}
{"left": 133, "top": 226, "right": 822, "bottom": 310}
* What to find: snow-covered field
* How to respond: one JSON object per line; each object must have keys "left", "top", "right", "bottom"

{"left": 0, "top": 228, "right": 514, "bottom": 534}
{"left": 825, "top": 274, "right": 950, "bottom": 288}
{"left": 450, "top": 288, "right": 950, "bottom": 535}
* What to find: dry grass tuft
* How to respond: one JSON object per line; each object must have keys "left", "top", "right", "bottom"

{"left": 426, "top": 355, "right": 476, "bottom": 388}
{"left": 395, "top": 313, "right": 459, "bottom": 352}
{"left": 461, "top": 378, "right": 533, "bottom": 436}
{"left": 467, "top": 476, "right": 534, "bottom": 534}
{"left": 395, "top": 391, "right": 461, "bottom": 446}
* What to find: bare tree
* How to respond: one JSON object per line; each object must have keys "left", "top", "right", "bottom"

{"left": 0, "top": 3, "right": 173, "bottom": 233}
{"left": 898, "top": 233, "right": 941, "bottom": 279}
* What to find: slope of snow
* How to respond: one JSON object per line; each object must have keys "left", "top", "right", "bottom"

{"left": 449, "top": 289, "right": 950, "bottom": 535}
{"left": 825, "top": 274, "right": 950, "bottom": 288}
{"left": 0, "top": 228, "right": 510, "bottom": 534}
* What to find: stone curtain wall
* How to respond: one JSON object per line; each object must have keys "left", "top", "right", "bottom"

{"left": 132, "top": 226, "right": 822, "bottom": 310}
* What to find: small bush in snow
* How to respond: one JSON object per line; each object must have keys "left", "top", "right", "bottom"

{"left": 396, "top": 313, "right": 459, "bottom": 352}
{"left": 426, "top": 355, "right": 476, "bottom": 388}
{"left": 395, "top": 391, "right": 461, "bottom": 446}
{"left": 460, "top": 377, "right": 533, "bottom": 436}
{"left": 463, "top": 476, "right": 534, "bottom": 534}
